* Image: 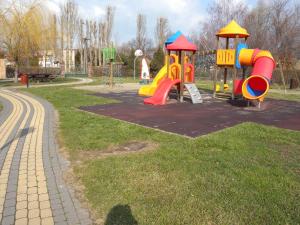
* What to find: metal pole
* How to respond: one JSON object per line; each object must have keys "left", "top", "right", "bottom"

{"left": 224, "top": 37, "right": 229, "bottom": 86}
{"left": 133, "top": 56, "right": 138, "bottom": 80}
{"left": 84, "top": 41, "right": 86, "bottom": 74}
{"left": 232, "top": 35, "right": 238, "bottom": 100}
{"left": 213, "top": 37, "right": 220, "bottom": 98}
{"left": 110, "top": 60, "right": 113, "bottom": 88}
{"left": 180, "top": 51, "right": 184, "bottom": 102}
{"left": 83, "top": 38, "right": 90, "bottom": 75}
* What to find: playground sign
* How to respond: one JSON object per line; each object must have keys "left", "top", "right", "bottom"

{"left": 140, "top": 58, "right": 150, "bottom": 80}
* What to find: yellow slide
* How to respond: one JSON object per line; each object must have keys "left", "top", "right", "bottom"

{"left": 138, "top": 65, "right": 167, "bottom": 96}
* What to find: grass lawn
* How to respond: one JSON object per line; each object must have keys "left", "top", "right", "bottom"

{"left": 24, "top": 86, "right": 300, "bottom": 225}
{"left": 268, "top": 89, "right": 300, "bottom": 102}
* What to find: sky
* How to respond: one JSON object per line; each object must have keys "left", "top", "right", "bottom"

{"left": 46, "top": 0, "right": 258, "bottom": 44}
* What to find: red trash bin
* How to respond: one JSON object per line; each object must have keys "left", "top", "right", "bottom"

{"left": 20, "top": 74, "right": 29, "bottom": 86}
{"left": 20, "top": 74, "right": 24, "bottom": 84}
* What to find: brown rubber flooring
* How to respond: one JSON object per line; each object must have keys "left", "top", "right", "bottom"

{"left": 80, "top": 92, "right": 300, "bottom": 137}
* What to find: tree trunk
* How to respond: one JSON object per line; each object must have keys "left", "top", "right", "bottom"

{"left": 66, "top": 21, "right": 69, "bottom": 73}
{"left": 94, "top": 48, "right": 97, "bottom": 66}
{"left": 99, "top": 48, "right": 102, "bottom": 67}
{"left": 61, "top": 61, "right": 65, "bottom": 77}
{"left": 80, "top": 48, "right": 83, "bottom": 71}
{"left": 14, "top": 64, "right": 18, "bottom": 83}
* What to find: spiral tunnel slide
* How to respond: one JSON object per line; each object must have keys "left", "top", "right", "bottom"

{"left": 239, "top": 48, "right": 275, "bottom": 101}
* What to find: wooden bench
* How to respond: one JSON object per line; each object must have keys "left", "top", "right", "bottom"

{"left": 27, "top": 73, "right": 57, "bottom": 82}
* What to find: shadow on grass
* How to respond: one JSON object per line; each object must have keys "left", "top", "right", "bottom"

{"left": 104, "top": 204, "right": 138, "bottom": 225}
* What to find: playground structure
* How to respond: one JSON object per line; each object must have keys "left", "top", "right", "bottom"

{"left": 138, "top": 54, "right": 180, "bottom": 96}
{"left": 139, "top": 21, "right": 275, "bottom": 106}
{"left": 139, "top": 31, "right": 198, "bottom": 105}
{"left": 101, "top": 61, "right": 123, "bottom": 87}
{"left": 102, "top": 47, "right": 117, "bottom": 65}
{"left": 214, "top": 20, "right": 275, "bottom": 104}
{"left": 101, "top": 47, "right": 124, "bottom": 87}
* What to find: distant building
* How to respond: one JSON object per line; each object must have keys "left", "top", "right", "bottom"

{"left": 38, "top": 49, "right": 77, "bottom": 71}
{"left": 0, "top": 59, "right": 6, "bottom": 79}
{"left": 39, "top": 50, "right": 60, "bottom": 68}
{"left": 295, "top": 60, "right": 300, "bottom": 70}
{"left": 62, "top": 49, "right": 76, "bottom": 71}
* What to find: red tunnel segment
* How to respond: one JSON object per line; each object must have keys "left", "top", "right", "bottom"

{"left": 251, "top": 56, "right": 275, "bottom": 81}
{"left": 240, "top": 49, "right": 275, "bottom": 101}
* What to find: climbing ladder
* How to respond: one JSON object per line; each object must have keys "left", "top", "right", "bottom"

{"left": 184, "top": 83, "right": 203, "bottom": 104}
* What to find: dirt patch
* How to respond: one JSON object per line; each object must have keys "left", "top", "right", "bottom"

{"left": 74, "top": 83, "right": 140, "bottom": 93}
{"left": 77, "top": 141, "right": 158, "bottom": 162}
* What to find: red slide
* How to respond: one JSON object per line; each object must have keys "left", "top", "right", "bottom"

{"left": 144, "top": 78, "right": 180, "bottom": 105}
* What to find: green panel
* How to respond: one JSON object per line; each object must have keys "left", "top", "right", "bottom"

{"left": 102, "top": 47, "right": 116, "bottom": 63}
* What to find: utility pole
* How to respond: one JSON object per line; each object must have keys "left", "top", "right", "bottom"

{"left": 83, "top": 37, "right": 90, "bottom": 74}
{"left": 133, "top": 49, "right": 143, "bottom": 80}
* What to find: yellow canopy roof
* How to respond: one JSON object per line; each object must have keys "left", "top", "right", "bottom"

{"left": 216, "top": 20, "right": 249, "bottom": 38}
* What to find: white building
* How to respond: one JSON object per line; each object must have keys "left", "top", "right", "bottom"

{"left": 0, "top": 59, "right": 6, "bottom": 79}
{"left": 38, "top": 50, "right": 77, "bottom": 71}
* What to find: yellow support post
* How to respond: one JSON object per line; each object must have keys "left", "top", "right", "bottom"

{"left": 213, "top": 37, "right": 220, "bottom": 98}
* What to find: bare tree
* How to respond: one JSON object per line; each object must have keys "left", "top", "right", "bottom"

{"left": 89, "top": 20, "right": 93, "bottom": 64}
{"left": 41, "top": 13, "right": 58, "bottom": 70}
{"left": 155, "top": 17, "right": 169, "bottom": 48}
{"left": 85, "top": 19, "right": 90, "bottom": 64}
{"left": 79, "top": 19, "right": 84, "bottom": 70}
{"left": 268, "top": 0, "right": 300, "bottom": 64}
{"left": 59, "top": 0, "right": 78, "bottom": 72}
{"left": 59, "top": 6, "right": 64, "bottom": 66}
{"left": 244, "top": 0, "right": 271, "bottom": 49}
{"left": 0, "top": 0, "right": 45, "bottom": 82}
{"left": 98, "top": 21, "right": 105, "bottom": 65}
{"left": 244, "top": 0, "right": 300, "bottom": 67}
{"left": 92, "top": 21, "right": 98, "bottom": 66}
{"left": 200, "top": 0, "right": 248, "bottom": 49}
{"left": 105, "top": 6, "right": 115, "bottom": 47}
{"left": 51, "top": 15, "right": 58, "bottom": 58}
{"left": 136, "top": 13, "right": 147, "bottom": 51}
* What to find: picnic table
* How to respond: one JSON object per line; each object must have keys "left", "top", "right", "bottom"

{"left": 19, "top": 73, "right": 57, "bottom": 82}
{"left": 28, "top": 73, "right": 56, "bottom": 82}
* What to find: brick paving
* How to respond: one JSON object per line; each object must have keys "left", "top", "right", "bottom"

{"left": 0, "top": 90, "right": 92, "bottom": 225}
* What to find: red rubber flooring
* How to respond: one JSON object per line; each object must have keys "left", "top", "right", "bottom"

{"left": 80, "top": 92, "right": 300, "bottom": 137}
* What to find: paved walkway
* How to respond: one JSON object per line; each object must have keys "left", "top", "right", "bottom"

{"left": 0, "top": 90, "right": 92, "bottom": 225}
{"left": 18, "top": 77, "right": 93, "bottom": 88}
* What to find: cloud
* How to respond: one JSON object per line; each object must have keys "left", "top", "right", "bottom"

{"left": 93, "top": 6, "right": 105, "bottom": 17}
{"left": 46, "top": 1, "right": 61, "bottom": 14}
{"left": 46, "top": 0, "right": 208, "bottom": 43}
